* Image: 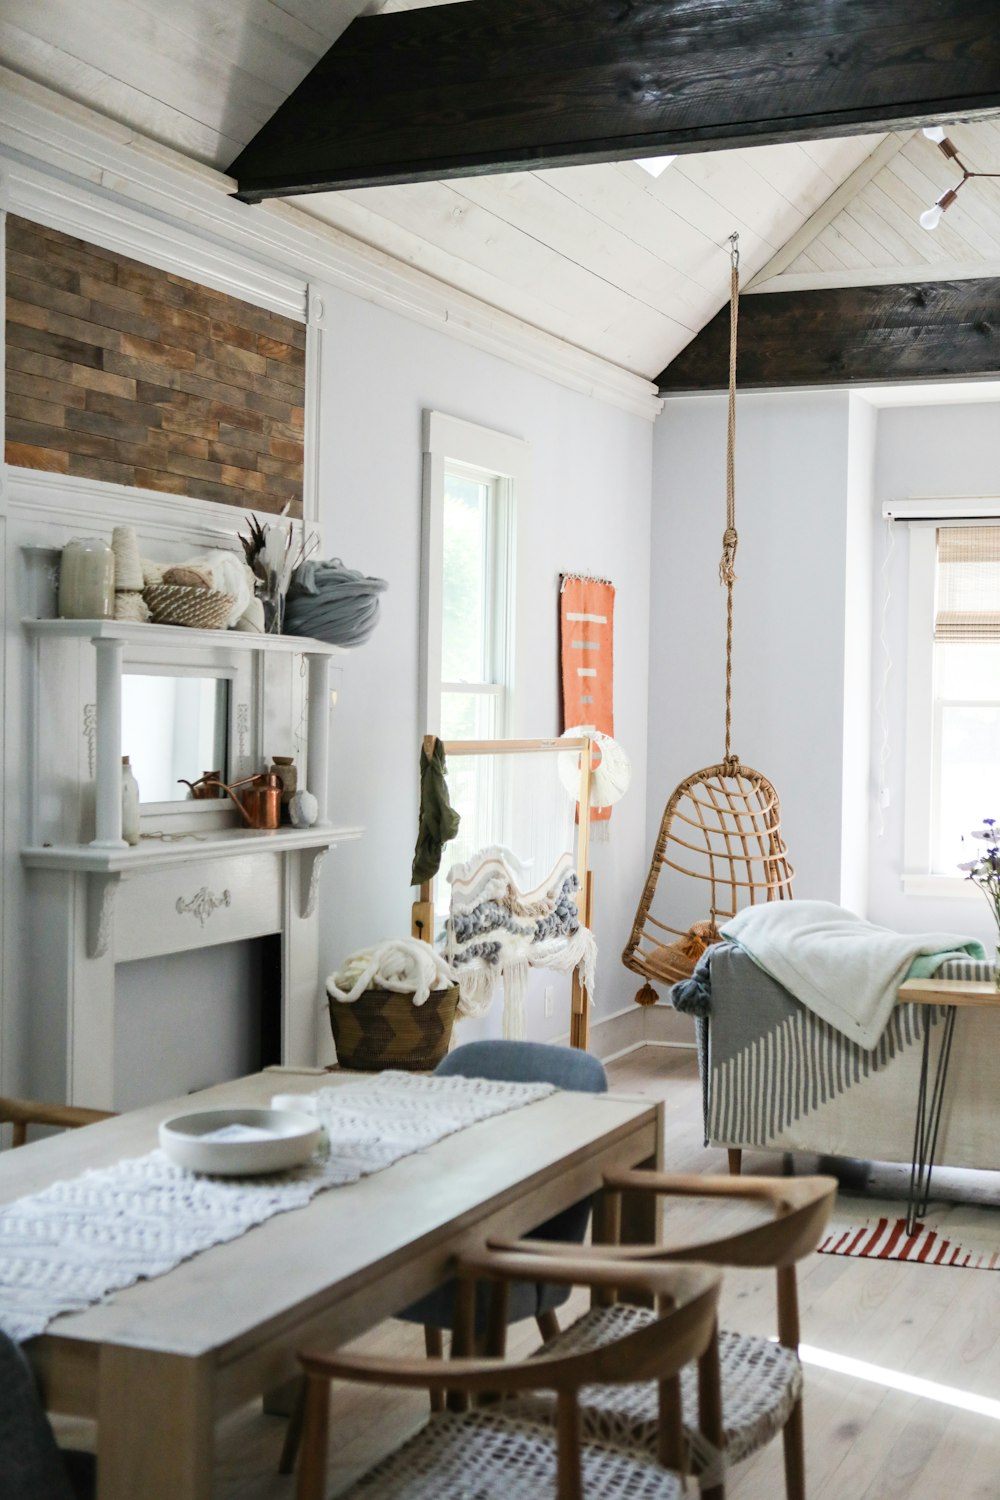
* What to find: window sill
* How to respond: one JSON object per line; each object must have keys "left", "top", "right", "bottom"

{"left": 901, "top": 873, "right": 980, "bottom": 899}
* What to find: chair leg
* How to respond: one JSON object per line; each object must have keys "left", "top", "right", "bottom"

{"left": 425, "top": 1325, "right": 445, "bottom": 1413}
{"left": 727, "top": 1149, "right": 742, "bottom": 1176}
{"left": 277, "top": 1379, "right": 306, "bottom": 1476}
{"left": 536, "top": 1309, "right": 560, "bottom": 1342}
{"left": 782, "top": 1399, "right": 806, "bottom": 1500}
{"left": 296, "top": 1373, "right": 331, "bottom": 1500}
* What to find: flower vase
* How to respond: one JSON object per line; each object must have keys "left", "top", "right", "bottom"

{"left": 995, "top": 943, "right": 1000, "bottom": 991}
{"left": 256, "top": 578, "right": 285, "bottom": 635}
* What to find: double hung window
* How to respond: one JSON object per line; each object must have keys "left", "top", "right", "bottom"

{"left": 904, "top": 522, "right": 1000, "bottom": 887}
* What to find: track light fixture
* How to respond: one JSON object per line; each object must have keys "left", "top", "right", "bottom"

{"left": 919, "top": 125, "right": 1000, "bottom": 230}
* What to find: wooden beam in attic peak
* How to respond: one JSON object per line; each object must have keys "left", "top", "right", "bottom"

{"left": 656, "top": 280, "right": 1000, "bottom": 392}
{"left": 229, "top": 0, "right": 1000, "bottom": 201}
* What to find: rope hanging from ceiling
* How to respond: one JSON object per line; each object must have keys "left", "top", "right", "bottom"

{"left": 623, "top": 234, "right": 795, "bottom": 1005}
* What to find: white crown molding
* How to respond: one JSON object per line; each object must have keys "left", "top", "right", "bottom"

{"left": 5, "top": 466, "right": 318, "bottom": 550}
{"left": 0, "top": 68, "right": 661, "bottom": 422}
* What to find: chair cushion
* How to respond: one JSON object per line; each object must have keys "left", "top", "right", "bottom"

{"left": 340, "top": 1409, "right": 684, "bottom": 1499}
{"left": 499, "top": 1304, "right": 803, "bottom": 1474}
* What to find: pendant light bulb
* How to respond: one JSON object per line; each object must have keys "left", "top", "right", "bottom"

{"left": 919, "top": 202, "right": 944, "bottom": 231}
{"left": 922, "top": 125, "right": 947, "bottom": 144}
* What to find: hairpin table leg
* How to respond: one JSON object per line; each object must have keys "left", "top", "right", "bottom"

{"left": 905, "top": 1005, "right": 957, "bottom": 1236}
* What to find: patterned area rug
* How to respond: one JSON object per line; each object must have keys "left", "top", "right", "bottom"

{"left": 819, "top": 1199, "right": 1000, "bottom": 1269}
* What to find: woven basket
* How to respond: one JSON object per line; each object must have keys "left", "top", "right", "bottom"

{"left": 327, "top": 985, "right": 460, "bottom": 1072}
{"left": 144, "top": 583, "right": 235, "bottom": 630}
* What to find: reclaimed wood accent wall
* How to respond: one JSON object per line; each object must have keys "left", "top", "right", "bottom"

{"left": 5, "top": 216, "right": 305, "bottom": 517}
{"left": 657, "top": 279, "right": 1000, "bottom": 392}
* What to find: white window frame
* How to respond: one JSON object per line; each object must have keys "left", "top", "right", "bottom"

{"left": 419, "top": 410, "right": 529, "bottom": 737}
{"left": 901, "top": 508, "right": 1000, "bottom": 898}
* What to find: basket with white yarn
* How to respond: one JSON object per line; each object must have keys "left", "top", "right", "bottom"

{"left": 144, "top": 583, "right": 235, "bottom": 630}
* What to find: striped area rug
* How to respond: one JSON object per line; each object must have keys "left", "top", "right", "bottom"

{"left": 820, "top": 1204, "right": 1000, "bottom": 1270}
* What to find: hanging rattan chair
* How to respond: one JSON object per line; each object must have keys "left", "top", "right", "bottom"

{"left": 622, "top": 757, "right": 794, "bottom": 1001}
{"left": 623, "top": 236, "right": 795, "bottom": 1005}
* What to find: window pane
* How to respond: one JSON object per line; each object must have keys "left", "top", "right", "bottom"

{"left": 936, "top": 701, "right": 1000, "bottom": 872}
{"left": 441, "top": 473, "right": 490, "bottom": 683}
{"left": 440, "top": 689, "right": 497, "bottom": 742}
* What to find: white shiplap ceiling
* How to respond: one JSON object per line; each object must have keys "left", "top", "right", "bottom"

{"left": 1, "top": 0, "right": 996, "bottom": 381}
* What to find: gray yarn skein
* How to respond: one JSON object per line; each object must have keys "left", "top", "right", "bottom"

{"left": 284, "top": 558, "right": 389, "bottom": 646}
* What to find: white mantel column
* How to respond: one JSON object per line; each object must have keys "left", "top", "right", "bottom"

{"left": 305, "top": 652, "right": 331, "bottom": 826}
{"left": 91, "top": 637, "right": 127, "bottom": 848}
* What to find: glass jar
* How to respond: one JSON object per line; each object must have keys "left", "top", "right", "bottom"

{"left": 58, "top": 537, "right": 115, "bottom": 619}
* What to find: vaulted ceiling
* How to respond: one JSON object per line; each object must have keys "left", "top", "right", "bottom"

{"left": 2, "top": 0, "right": 999, "bottom": 386}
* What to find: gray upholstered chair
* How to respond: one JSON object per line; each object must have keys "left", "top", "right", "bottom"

{"left": 398, "top": 1040, "right": 609, "bottom": 1362}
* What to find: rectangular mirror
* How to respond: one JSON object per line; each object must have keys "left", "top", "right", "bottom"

{"left": 122, "top": 673, "right": 230, "bottom": 803}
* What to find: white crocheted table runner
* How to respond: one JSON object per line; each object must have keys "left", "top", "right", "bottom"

{"left": 0, "top": 1072, "right": 554, "bottom": 1342}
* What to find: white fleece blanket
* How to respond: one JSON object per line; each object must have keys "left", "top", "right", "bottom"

{"left": 721, "top": 900, "right": 986, "bottom": 1050}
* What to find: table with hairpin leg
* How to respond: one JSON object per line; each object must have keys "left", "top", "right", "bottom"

{"left": 897, "top": 977, "right": 1000, "bottom": 1235}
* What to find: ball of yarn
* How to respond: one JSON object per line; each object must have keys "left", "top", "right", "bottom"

{"left": 289, "top": 789, "right": 319, "bottom": 827}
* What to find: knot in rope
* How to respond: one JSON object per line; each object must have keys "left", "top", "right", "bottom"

{"left": 719, "top": 526, "right": 739, "bottom": 587}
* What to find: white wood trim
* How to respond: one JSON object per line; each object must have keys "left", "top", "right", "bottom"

{"left": 883, "top": 496, "right": 1000, "bottom": 522}
{"left": 424, "top": 411, "right": 531, "bottom": 477}
{"left": 750, "top": 259, "right": 1000, "bottom": 293}
{"left": 5, "top": 467, "right": 319, "bottom": 551}
{"left": 0, "top": 68, "right": 662, "bottom": 422}
{"left": 747, "top": 133, "right": 913, "bottom": 292}
{"left": 901, "top": 873, "right": 983, "bottom": 899}
{"left": 3, "top": 154, "right": 307, "bottom": 320}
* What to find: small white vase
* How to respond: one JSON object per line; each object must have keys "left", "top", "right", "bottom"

{"left": 121, "top": 756, "right": 141, "bottom": 846}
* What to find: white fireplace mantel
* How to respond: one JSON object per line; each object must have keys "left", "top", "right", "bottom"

{"left": 8, "top": 477, "right": 364, "bottom": 1110}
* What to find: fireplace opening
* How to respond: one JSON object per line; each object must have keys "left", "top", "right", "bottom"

{"left": 113, "top": 934, "right": 283, "bottom": 1112}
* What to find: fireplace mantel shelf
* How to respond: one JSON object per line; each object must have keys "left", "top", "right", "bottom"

{"left": 21, "top": 824, "right": 364, "bottom": 874}
{"left": 22, "top": 616, "right": 346, "bottom": 657}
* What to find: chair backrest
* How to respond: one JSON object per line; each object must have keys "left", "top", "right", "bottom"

{"left": 458, "top": 1250, "right": 721, "bottom": 1390}
{"left": 436, "top": 1040, "right": 607, "bottom": 1094}
{"left": 0, "top": 1097, "right": 115, "bottom": 1149}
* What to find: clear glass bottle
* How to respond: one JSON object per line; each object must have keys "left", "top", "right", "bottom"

{"left": 121, "top": 756, "right": 141, "bottom": 846}
{"left": 58, "top": 537, "right": 115, "bottom": 619}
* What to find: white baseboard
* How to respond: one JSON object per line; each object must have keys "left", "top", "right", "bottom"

{"left": 555, "top": 1002, "right": 697, "bottom": 1063}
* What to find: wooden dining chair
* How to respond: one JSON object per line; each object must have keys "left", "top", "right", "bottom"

{"left": 1, "top": 1096, "right": 115, "bottom": 1148}
{"left": 294, "top": 1248, "right": 723, "bottom": 1500}
{"left": 492, "top": 1172, "right": 836, "bottom": 1500}
{"left": 278, "top": 1040, "right": 608, "bottom": 1475}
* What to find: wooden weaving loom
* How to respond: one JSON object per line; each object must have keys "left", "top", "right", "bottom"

{"left": 411, "top": 735, "right": 595, "bottom": 1048}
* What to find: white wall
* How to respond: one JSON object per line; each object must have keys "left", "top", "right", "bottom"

{"left": 316, "top": 286, "right": 653, "bottom": 1040}
{"left": 866, "top": 400, "right": 1000, "bottom": 949}
{"left": 649, "top": 390, "right": 869, "bottom": 914}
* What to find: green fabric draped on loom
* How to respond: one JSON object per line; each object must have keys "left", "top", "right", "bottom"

{"left": 410, "top": 737, "right": 461, "bottom": 885}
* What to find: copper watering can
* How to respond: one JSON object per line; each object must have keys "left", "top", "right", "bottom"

{"left": 178, "top": 772, "right": 282, "bottom": 830}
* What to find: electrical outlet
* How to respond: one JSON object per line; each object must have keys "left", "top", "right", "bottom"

{"left": 543, "top": 986, "right": 554, "bottom": 1018}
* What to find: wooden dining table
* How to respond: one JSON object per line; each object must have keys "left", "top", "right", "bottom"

{"left": 2, "top": 1066, "right": 664, "bottom": 1500}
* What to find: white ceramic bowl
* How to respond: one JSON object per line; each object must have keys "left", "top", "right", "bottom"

{"left": 158, "top": 1107, "right": 322, "bottom": 1176}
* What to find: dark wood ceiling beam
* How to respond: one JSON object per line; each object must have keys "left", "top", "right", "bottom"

{"left": 229, "top": 0, "right": 1000, "bottom": 201}
{"left": 656, "top": 280, "right": 1000, "bottom": 391}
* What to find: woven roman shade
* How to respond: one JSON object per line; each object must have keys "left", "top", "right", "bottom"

{"left": 935, "top": 525, "right": 1000, "bottom": 642}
